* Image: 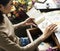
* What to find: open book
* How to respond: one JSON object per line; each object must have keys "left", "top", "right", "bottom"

{"left": 26, "top": 7, "right": 45, "bottom": 25}
{"left": 27, "top": 7, "right": 60, "bottom": 44}
{"left": 38, "top": 11, "right": 60, "bottom": 44}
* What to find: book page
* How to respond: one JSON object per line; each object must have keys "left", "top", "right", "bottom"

{"left": 26, "top": 7, "right": 45, "bottom": 25}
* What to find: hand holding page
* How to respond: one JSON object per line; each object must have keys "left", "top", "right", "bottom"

{"left": 26, "top": 7, "right": 45, "bottom": 25}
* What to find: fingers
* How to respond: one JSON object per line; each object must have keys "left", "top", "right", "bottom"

{"left": 26, "top": 18, "right": 35, "bottom": 23}
{"left": 51, "top": 27, "right": 57, "bottom": 32}
{"left": 47, "top": 24, "right": 57, "bottom": 30}
{"left": 29, "top": 18, "right": 35, "bottom": 20}
{"left": 49, "top": 24, "right": 57, "bottom": 30}
{"left": 43, "top": 24, "right": 57, "bottom": 39}
{"left": 25, "top": 18, "right": 37, "bottom": 26}
{"left": 27, "top": 18, "right": 35, "bottom": 21}
{"left": 25, "top": 23, "right": 37, "bottom": 27}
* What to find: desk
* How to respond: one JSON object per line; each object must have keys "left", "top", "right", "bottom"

{"left": 26, "top": 28, "right": 59, "bottom": 51}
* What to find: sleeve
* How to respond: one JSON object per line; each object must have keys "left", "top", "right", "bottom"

{"left": 0, "top": 32, "right": 24, "bottom": 51}
{"left": 0, "top": 32, "right": 42, "bottom": 51}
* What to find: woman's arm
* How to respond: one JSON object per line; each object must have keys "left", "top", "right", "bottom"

{"left": 0, "top": 31, "right": 45, "bottom": 51}
{"left": 23, "top": 24, "right": 57, "bottom": 51}
{"left": 13, "top": 21, "right": 26, "bottom": 29}
{"left": 0, "top": 24, "right": 57, "bottom": 51}
{"left": 13, "top": 18, "right": 36, "bottom": 29}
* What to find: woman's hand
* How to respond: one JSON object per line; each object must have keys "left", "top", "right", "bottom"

{"left": 43, "top": 24, "right": 57, "bottom": 39}
{"left": 24, "top": 18, "right": 37, "bottom": 27}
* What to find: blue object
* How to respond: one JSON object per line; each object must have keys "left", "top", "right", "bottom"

{"left": 20, "top": 37, "right": 29, "bottom": 46}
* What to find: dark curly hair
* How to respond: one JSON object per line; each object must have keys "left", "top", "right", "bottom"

{"left": 0, "top": 0, "right": 10, "bottom": 24}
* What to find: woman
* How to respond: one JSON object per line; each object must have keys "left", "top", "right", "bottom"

{"left": 0, "top": 0, "right": 57, "bottom": 51}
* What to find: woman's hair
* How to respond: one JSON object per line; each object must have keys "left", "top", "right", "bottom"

{"left": 0, "top": 0, "right": 10, "bottom": 6}
{"left": 0, "top": 0, "right": 10, "bottom": 24}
